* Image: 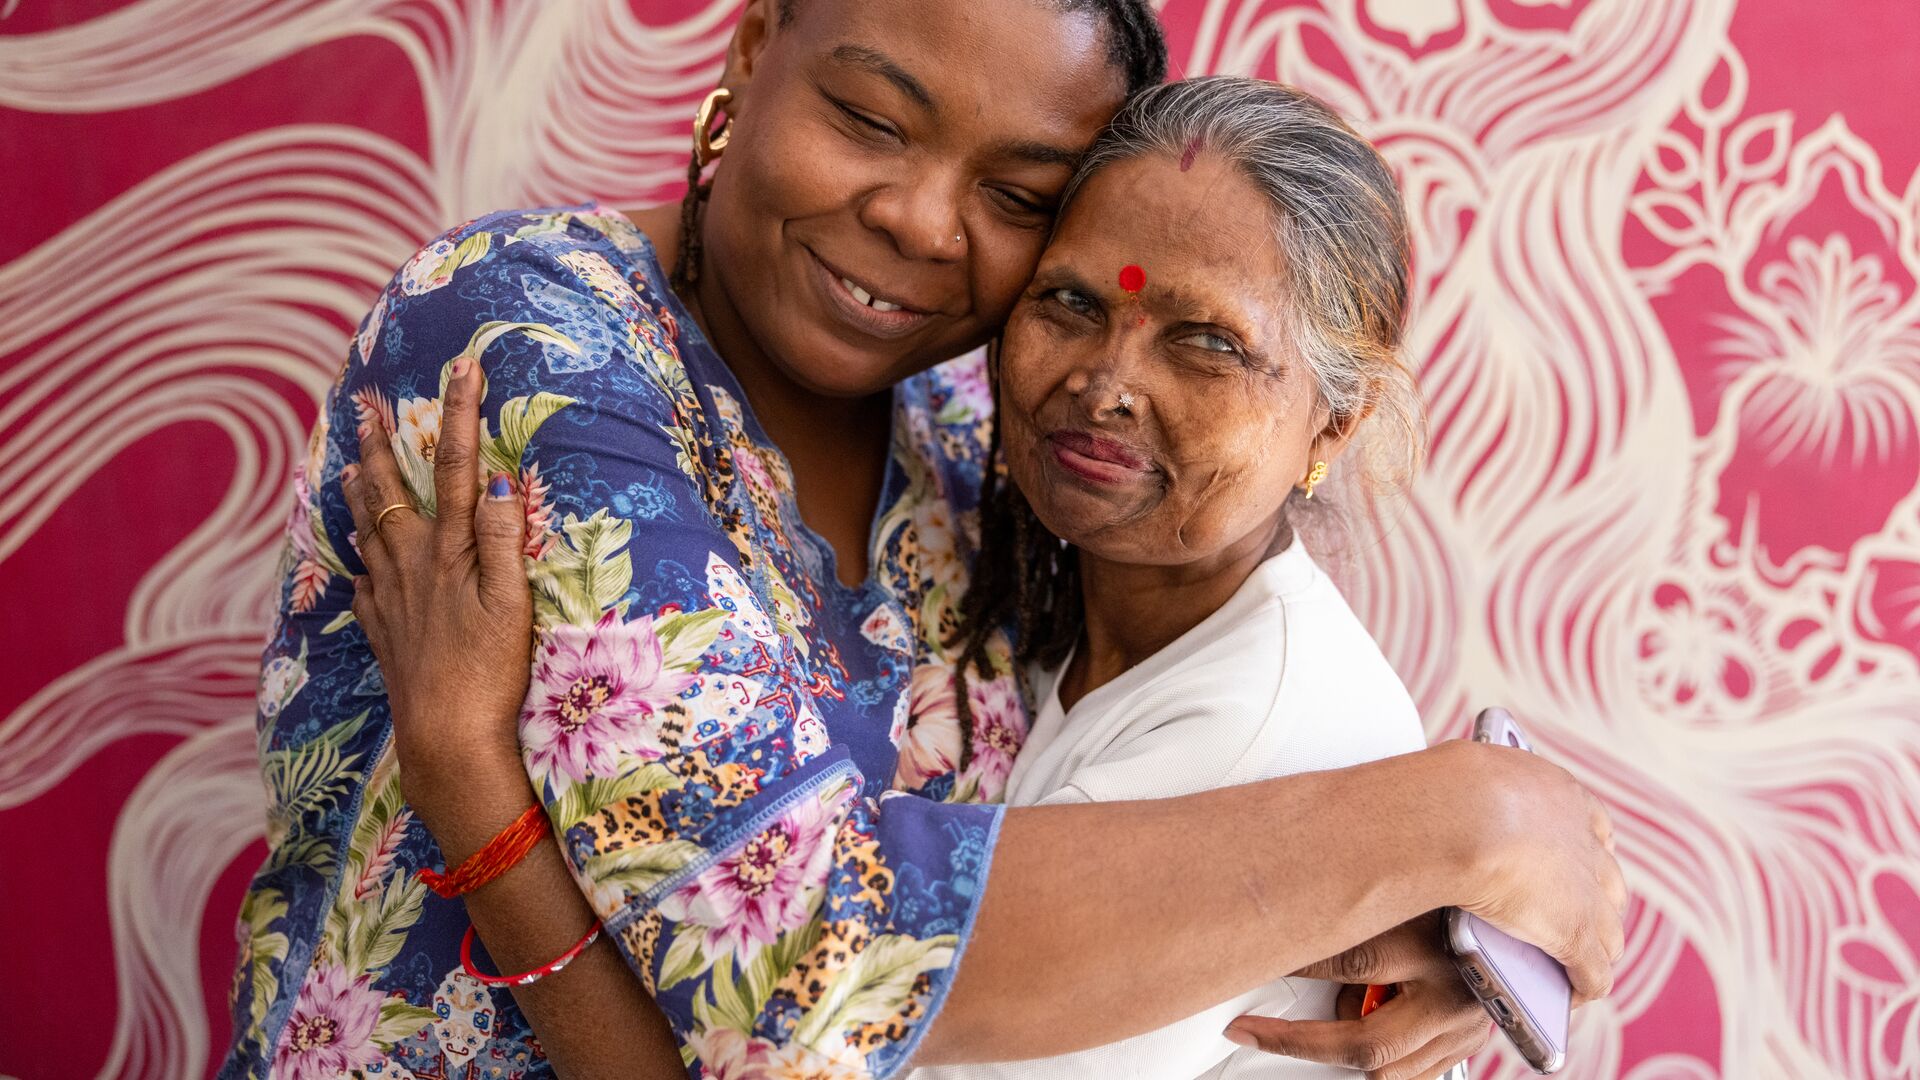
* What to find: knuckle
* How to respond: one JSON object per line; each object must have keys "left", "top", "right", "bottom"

{"left": 1334, "top": 942, "right": 1380, "bottom": 984}
{"left": 1355, "top": 1037, "right": 1398, "bottom": 1072}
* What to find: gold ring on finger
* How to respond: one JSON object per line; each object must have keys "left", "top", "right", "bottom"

{"left": 372, "top": 502, "right": 414, "bottom": 539}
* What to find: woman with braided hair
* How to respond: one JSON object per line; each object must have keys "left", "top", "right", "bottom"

{"left": 266, "top": 3, "right": 1621, "bottom": 1079}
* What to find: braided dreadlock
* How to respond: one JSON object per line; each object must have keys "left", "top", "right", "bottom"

{"left": 946, "top": 350, "right": 1083, "bottom": 772}
{"left": 672, "top": 0, "right": 1168, "bottom": 295}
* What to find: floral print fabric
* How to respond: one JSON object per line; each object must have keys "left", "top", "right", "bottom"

{"left": 222, "top": 205, "right": 1025, "bottom": 1080}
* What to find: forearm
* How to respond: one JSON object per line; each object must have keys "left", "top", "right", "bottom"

{"left": 915, "top": 755, "right": 1468, "bottom": 1065}
{"left": 411, "top": 760, "right": 685, "bottom": 1080}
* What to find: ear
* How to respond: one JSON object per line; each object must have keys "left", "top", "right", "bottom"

{"left": 1312, "top": 400, "right": 1373, "bottom": 467}
{"left": 718, "top": 0, "right": 779, "bottom": 111}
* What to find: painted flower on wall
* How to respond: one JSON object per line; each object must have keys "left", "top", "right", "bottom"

{"left": 1633, "top": 578, "right": 1766, "bottom": 723}
{"left": 1836, "top": 863, "right": 1920, "bottom": 1080}
{"left": 1851, "top": 553, "right": 1920, "bottom": 665}
{"left": 1710, "top": 234, "right": 1920, "bottom": 568}
{"left": 1363, "top": 0, "right": 1460, "bottom": 47}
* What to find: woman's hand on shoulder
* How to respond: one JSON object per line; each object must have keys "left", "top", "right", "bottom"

{"left": 343, "top": 356, "right": 535, "bottom": 807}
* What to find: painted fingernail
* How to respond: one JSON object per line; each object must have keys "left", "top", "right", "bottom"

{"left": 1222, "top": 1026, "right": 1256, "bottom": 1048}
{"left": 341, "top": 463, "right": 359, "bottom": 485}
{"left": 487, "top": 472, "right": 513, "bottom": 499}
{"left": 452, "top": 357, "right": 470, "bottom": 378}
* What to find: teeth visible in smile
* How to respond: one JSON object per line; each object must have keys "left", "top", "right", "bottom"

{"left": 840, "top": 276, "right": 904, "bottom": 313}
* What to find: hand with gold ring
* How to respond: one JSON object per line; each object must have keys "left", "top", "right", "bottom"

{"left": 372, "top": 500, "right": 416, "bottom": 541}
{"left": 340, "top": 355, "right": 535, "bottom": 817}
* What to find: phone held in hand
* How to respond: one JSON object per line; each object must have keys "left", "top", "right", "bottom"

{"left": 1444, "top": 707, "right": 1573, "bottom": 1074}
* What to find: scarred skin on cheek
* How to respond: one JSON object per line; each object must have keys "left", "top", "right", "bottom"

{"left": 1169, "top": 409, "right": 1291, "bottom": 551}
{"left": 1000, "top": 152, "right": 1330, "bottom": 569}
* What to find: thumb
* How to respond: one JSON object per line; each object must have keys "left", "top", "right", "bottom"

{"left": 1224, "top": 1013, "right": 1418, "bottom": 1073}
{"left": 475, "top": 472, "right": 529, "bottom": 612}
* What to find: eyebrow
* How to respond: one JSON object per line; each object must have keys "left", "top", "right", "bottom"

{"left": 831, "top": 45, "right": 934, "bottom": 111}
{"left": 1000, "top": 139, "right": 1083, "bottom": 170}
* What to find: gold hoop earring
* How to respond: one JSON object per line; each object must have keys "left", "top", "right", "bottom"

{"left": 1300, "top": 460, "right": 1328, "bottom": 500}
{"left": 694, "top": 87, "right": 733, "bottom": 167}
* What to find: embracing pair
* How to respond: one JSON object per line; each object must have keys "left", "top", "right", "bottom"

{"left": 226, "top": 3, "right": 1624, "bottom": 1079}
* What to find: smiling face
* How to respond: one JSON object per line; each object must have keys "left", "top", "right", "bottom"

{"left": 999, "top": 151, "right": 1334, "bottom": 566}
{"left": 701, "top": 0, "right": 1131, "bottom": 397}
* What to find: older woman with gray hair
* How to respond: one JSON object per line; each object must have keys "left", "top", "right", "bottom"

{"left": 917, "top": 74, "right": 1474, "bottom": 1079}
{"left": 344, "top": 75, "right": 1621, "bottom": 1080}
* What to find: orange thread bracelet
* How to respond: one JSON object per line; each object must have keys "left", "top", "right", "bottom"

{"left": 417, "top": 804, "right": 549, "bottom": 899}
{"left": 461, "top": 920, "right": 602, "bottom": 988}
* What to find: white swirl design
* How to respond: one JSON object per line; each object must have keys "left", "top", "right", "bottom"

{"left": 2, "top": 2, "right": 1916, "bottom": 1078}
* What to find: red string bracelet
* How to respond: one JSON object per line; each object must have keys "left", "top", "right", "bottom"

{"left": 462, "top": 920, "right": 603, "bottom": 988}
{"left": 417, "top": 804, "right": 549, "bottom": 899}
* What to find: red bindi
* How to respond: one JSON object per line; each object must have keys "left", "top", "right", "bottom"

{"left": 1118, "top": 264, "right": 1146, "bottom": 294}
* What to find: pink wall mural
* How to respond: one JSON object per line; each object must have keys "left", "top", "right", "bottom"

{"left": 3, "top": 1, "right": 1918, "bottom": 1077}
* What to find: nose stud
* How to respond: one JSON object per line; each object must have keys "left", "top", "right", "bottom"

{"left": 1115, "top": 393, "right": 1135, "bottom": 416}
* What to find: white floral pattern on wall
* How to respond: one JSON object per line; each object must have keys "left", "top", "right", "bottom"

{"left": 2, "top": 2, "right": 1917, "bottom": 1078}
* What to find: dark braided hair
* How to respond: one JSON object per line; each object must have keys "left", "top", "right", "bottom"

{"left": 946, "top": 350, "right": 1083, "bottom": 771}
{"left": 672, "top": 0, "right": 1168, "bottom": 294}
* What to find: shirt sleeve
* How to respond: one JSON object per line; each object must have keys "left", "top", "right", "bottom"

{"left": 341, "top": 219, "right": 1002, "bottom": 1079}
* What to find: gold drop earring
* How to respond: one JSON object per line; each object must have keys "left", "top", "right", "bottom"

{"left": 1300, "top": 460, "right": 1328, "bottom": 499}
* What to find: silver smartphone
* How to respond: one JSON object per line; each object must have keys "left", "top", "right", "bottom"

{"left": 1444, "top": 707, "right": 1571, "bottom": 1074}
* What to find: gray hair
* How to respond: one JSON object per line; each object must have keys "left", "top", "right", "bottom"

{"left": 1060, "top": 76, "right": 1425, "bottom": 512}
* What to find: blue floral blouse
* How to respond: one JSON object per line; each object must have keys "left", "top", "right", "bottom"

{"left": 222, "top": 205, "right": 1030, "bottom": 1080}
